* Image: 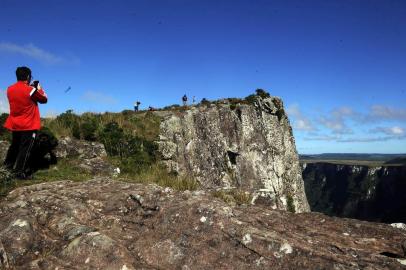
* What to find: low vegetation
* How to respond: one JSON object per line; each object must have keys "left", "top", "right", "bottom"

{"left": 212, "top": 189, "right": 252, "bottom": 205}
{"left": 0, "top": 89, "right": 272, "bottom": 196}
{"left": 0, "top": 109, "right": 200, "bottom": 196}
{"left": 120, "top": 163, "right": 199, "bottom": 191}
{"left": 0, "top": 159, "right": 93, "bottom": 197}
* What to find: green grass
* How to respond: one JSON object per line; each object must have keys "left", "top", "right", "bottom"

{"left": 0, "top": 160, "right": 199, "bottom": 198}
{"left": 118, "top": 163, "right": 200, "bottom": 191}
{"left": 32, "top": 159, "right": 93, "bottom": 182}
{"left": 212, "top": 189, "right": 252, "bottom": 205}
{"left": 0, "top": 159, "right": 92, "bottom": 198}
{"left": 42, "top": 110, "right": 161, "bottom": 142}
{"left": 286, "top": 195, "right": 296, "bottom": 213}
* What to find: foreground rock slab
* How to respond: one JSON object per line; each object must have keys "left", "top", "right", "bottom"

{"left": 0, "top": 179, "right": 405, "bottom": 269}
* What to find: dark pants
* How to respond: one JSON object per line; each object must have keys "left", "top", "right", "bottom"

{"left": 4, "top": 130, "right": 37, "bottom": 176}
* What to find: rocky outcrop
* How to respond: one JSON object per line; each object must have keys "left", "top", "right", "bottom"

{"left": 0, "top": 137, "right": 114, "bottom": 175}
{"left": 55, "top": 136, "right": 107, "bottom": 160}
{"left": 302, "top": 162, "right": 406, "bottom": 223}
{"left": 0, "top": 179, "right": 405, "bottom": 269}
{"left": 157, "top": 96, "right": 309, "bottom": 213}
{"left": 0, "top": 141, "right": 9, "bottom": 163}
{"left": 55, "top": 137, "right": 114, "bottom": 174}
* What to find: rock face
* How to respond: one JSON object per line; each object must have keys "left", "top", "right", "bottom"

{"left": 302, "top": 162, "right": 406, "bottom": 223}
{"left": 0, "top": 137, "right": 114, "bottom": 175}
{"left": 55, "top": 136, "right": 107, "bottom": 160}
{"left": 55, "top": 137, "right": 114, "bottom": 174}
{"left": 0, "top": 179, "right": 405, "bottom": 269}
{"left": 157, "top": 96, "right": 309, "bottom": 213}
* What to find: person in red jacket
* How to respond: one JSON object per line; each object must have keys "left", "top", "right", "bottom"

{"left": 3, "top": 66, "right": 48, "bottom": 179}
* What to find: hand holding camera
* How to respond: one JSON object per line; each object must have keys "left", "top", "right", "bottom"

{"left": 31, "top": 80, "right": 41, "bottom": 90}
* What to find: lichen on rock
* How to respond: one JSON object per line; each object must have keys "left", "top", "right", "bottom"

{"left": 1, "top": 179, "right": 405, "bottom": 269}
{"left": 157, "top": 95, "right": 309, "bottom": 212}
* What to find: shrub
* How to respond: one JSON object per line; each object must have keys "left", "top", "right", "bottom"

{"left": 0, "top": 113, "right": 11, "bottom": 142}
{"left": 98, "top": 122, "right": 126, "bottom": 157}
{"left": 163, "top": 104, "right": 180, "bottom": 110}
{"left": 54, "top": 110, "right": 81, "bottom": 139}
{"left": 255, "top": 88, "right": 270, "bottom": 99}
{"left": 286, "top": 195, "right": 296, "bottom": 213}
{"left": 200, "top": 98, "right": 210, "bottom": 105}
{"left": 244, "top": 94, "right": 257, "bottom": 104}
{"left": 0, "top": 167, "right": 14, "bottom": 197}
{"left": 80, "top": 117, "right": 99, "bottom": 141}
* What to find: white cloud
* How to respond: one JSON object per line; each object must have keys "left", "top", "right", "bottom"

{"left": 288, "top": 102, "right": 406, "bottom": 147}
{"left": 370, "top": 126, "right": 405, "bottom": 136}
{"left": 0, "top": 42, "right": 79, "bottom": 65}
{"left": 0, "top": 89, "right": 9, "bottom": 114}
{"left": 82, "top": 91, "right": 118, "bottom": 105}
{"left": 286, "top": 104, "right": 315, "bottom": 131}
{"left": 318, "top": 107, "right": 354, "bottom": 134}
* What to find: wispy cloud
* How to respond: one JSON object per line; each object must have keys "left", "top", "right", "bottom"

{"left": 82, "top": 91, "right": 118, "bottom": 105}
{"left": 370, "top": 126, "right": 405, "bottom": 136}
{"left": 0, "top": 42, "right": 79, "bottom": 65}
{"left": 304, "top": 135, "right": 340, "bottom": 141}
{"left": 286, "top": 104, "right": 316, "bottom": 131}
{"left": 318, "top": 107, "right": 354, "bottom": 134}
{"left": 337, "top": 135, "right": 405, "bottom": 143}
{"left": 364, "top": 105, "right": 406, "bottom": 122}
{"left": 291, "top": 102, "right": 406, "bottom": 145}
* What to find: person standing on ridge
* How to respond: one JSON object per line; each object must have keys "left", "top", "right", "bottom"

{"left": 3, "top": 66, "right": 48, "bottom": 179}
{"left": 134, "top": 101, "right": 141, "bottom": 112}
{"left": 182, "top": 94, "right": 188, "bottom": 106}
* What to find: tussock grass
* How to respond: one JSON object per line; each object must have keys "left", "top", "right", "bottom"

{"left": 119, "top": 163, "right": 199, "bottom": 191}
{"left": 212, "top": 189, "right": 252, "bottom": 205}
{"left": 42, "top": 110, "right": 161, "bottom": 142}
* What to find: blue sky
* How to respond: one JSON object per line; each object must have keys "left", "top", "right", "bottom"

{"left": 0, "top": 0, "right": 405, "bottom": 154}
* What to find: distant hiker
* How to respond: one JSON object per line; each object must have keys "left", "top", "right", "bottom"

{"left": 134, "top": 101, "right": 141, "bottom": 112}
{"left": 192, "top": 96, "right": 196, "bottom": 104}
{"left": 182, "top": 94, "right": 188, "bottom": 106}
{"left": 3, "top": 66, "right": 48, "bottom": 179}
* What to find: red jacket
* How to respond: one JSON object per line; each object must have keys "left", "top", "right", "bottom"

{"left": 4, "top": 81, "right": 48, "bottom": 131}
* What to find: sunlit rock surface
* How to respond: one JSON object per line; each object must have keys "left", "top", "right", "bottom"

{"left": 157, "top": 96, "right": 309, "bottom": 213}
{"left": 1, "top": 179, "right": 405, "bottom": 269}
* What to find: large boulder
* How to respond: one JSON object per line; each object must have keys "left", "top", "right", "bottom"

{"left": 55, "top": 137, "right": 107, "bottom": 159}
{"left": 0, "top": 137, "right": 114, "bottom": 175}
{"left": 55, "top": 137, "right": 114, "bottom": 175}
{"left": 157, "top": 96, "right": 309, "bottom": 212}
{"left": 0, "top": 179, "right": 405, "bottom": 269}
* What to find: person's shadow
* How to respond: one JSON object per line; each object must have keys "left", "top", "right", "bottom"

{"left": 28, "top": 130, "right": 58, "bottom": 173}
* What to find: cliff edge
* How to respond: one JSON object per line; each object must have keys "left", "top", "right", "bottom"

{"left": 157, "top": 95, "right": 309, "bottom": 213}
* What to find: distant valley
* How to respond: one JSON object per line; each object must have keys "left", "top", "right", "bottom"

{"left": 300, "top": 154, "right": 406, "bottom": 223}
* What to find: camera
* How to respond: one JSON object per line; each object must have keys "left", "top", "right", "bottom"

{"left": 31, "top": 80, "right": 39, "bottom": 88}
